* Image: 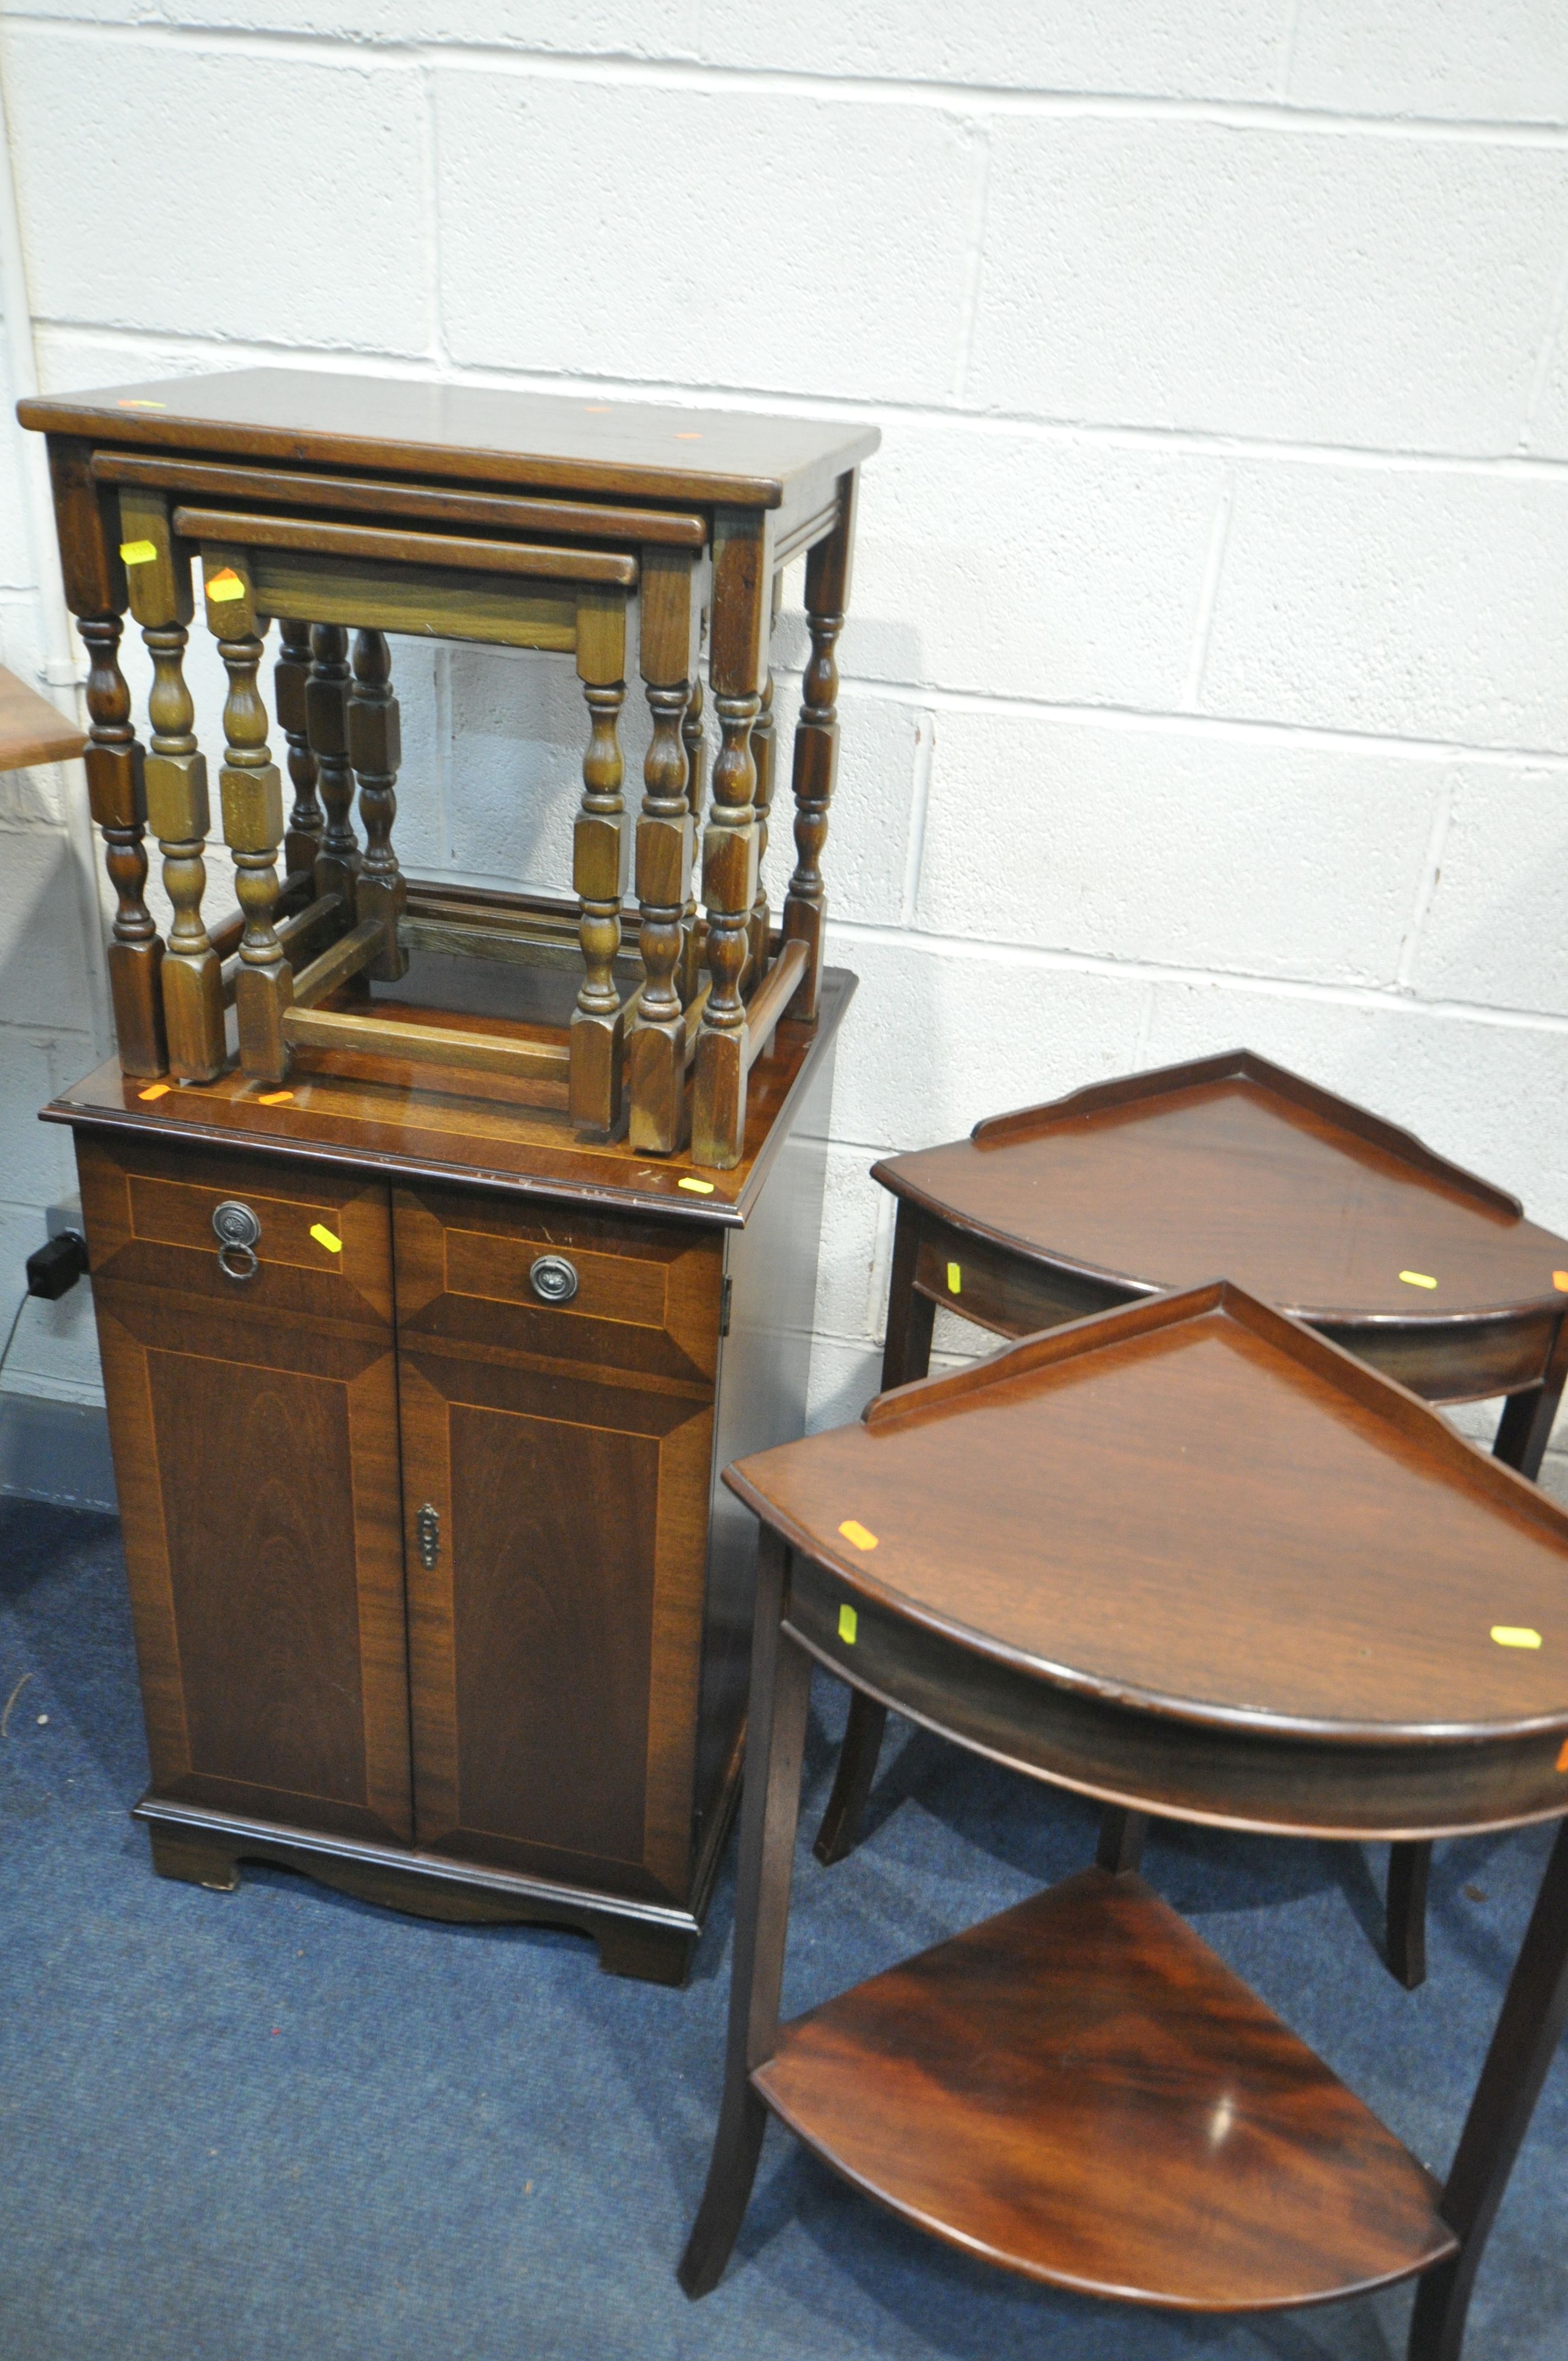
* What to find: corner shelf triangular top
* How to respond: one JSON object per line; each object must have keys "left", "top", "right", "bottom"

{"left": 874, "top": 1050, "right": 1568, "bottom": 1324}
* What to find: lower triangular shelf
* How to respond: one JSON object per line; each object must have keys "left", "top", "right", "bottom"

{"left": 753, "top": 1867, "right": 1456, "bottom": 2311}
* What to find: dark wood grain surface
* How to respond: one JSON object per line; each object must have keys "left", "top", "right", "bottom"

{"left": 881, "top": 1053, "right": 1568, "bottom": 1323}
{"left": 78, "top": 1131, "right": 412, "bottom": 1843}
{"left": 393, "top": 1182, "right": 720, "bottom": 1903}
{"left": 46, "top": 967, "right": 855, "bottom": 1228}
{"left": 21, "top": 369, "right": 878, "bottom": 510}
{"left": 755, "top": 1867, "right": 1455, "bottom": 2310}
{"left": 729, "top": 1282, "right": 1568, "bottom": 1745}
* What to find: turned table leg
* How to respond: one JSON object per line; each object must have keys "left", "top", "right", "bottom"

{"left": 781, "top": 469, "right": 857, "bottom": 1026}
{"left": 276, "top": 617, "right": 324, "bottom": 883}
{"left": 120, "top": 487, "right": 224, "bottom": 1084}
{"left": 679, "top": 1527, "right": 812, "bottom": 2298}
{"left": 80, "top": 611, "right": 166, "bottom": 1076}
{"left": 570, "top": 589, "right": 630, "bottom": 1139}
{"left": 308, "top": 623, "right": 359, "bottom": 918}
{"left": 629, "top": 546, "right": 699, "bottom": 1155}
{"left": 204, "top": 548, "right": 292, "bottom": 1084}
{"left": 693, "top": 509, "right": 771, "bottom": 1169}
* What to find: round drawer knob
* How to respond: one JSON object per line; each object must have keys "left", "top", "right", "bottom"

{"left": 213, "top": 1199, "right": 261, "bottom": 1282}
{"left": 529, "top": 1254, "right": 579, "bottom": 1304}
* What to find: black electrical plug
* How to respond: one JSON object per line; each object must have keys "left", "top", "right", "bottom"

{"left": 25, "top": 1231, "right": 89, "bottom": 1301}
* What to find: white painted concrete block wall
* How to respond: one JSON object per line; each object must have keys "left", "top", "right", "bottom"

{"left": 0, "top": 3, "right": 1564, "bottom": 1478}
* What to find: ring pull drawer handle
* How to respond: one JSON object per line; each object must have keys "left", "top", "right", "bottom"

{"left": 530, "top": 1254, "right": 579, "bottom": 1304}
{"left": 213, "top": 1199, "right": 261, "bottom": 1283}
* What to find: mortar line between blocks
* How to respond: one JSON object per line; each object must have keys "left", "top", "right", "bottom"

{"left": 949, "top": 118, "right": 994, "bottom": 406}
{"left": 13, "top": 15, "right": 1568, "bottom": 145}
{"left": 1272, "top": 0, "right": 1305, "bottom": 104}
{"left": 1516, "top": 231, "right": 1568, "bottom": 454}
{"left": 1396, "top": 770, "right": 1456, "bottom": 991}
{"left": 421, "top": 58, "right": 450, "bottom": 371}
{"left": 821, "top": 917, "right": 1568, "bottom": 1033}
{"left": 898, "top": 711, "right": 935, "bottom": 929}
{"left": 1180, "top": 470, "right": 1235, "bottom": 711}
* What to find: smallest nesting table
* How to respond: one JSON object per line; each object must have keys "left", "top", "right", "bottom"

{"left": 680, "top": 1282, "right": 1568, "bottom": 2357}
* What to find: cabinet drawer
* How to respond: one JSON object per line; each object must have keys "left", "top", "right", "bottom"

{"left": 394, "top": 1184, "right": 723, "bottom": 1385}
{"left": 77, "top": 1134, "right": 392, "bottom": 1330}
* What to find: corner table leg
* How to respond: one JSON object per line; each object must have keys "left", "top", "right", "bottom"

{"left": 1096, "top": 1808, "right": 1151, "bottom": 1874}
{"left": 1388, "top": 1836, "right": 1432, "bottom": 1991}
{"left": 679, "top": 1527, "right": 811, "bottom": 2299}
{"left": 1387, "top": 1336, "right": 1568, "bottom": 1989}
{"left": 815, "top": 1201, "right": 932, "bottom": 1867}
{"left": 1407, "top": 1816, "right": 1568, "bottom": 2360}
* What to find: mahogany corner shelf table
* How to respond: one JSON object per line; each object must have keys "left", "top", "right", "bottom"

{"left": 682, "top": 1281, "right": 1568, "bottom": 2354}
{"left": 20, "top": 367, "right": 877, "bottom": 1982}
{"left": 817, "top": 1048, "right": 1568, "bottom": 1990}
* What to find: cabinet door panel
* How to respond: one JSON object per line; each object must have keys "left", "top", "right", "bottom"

{"left": 394, "top": 1184, "right": 721, "bottom": 1903}
{"left": 80, "top": 1136, "right": 412, "bottom": 1843}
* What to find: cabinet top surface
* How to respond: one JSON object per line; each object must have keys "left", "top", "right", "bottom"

{"left": 729, "top": 1281, "right": 1568, "bottom": 1745}
{"left": 878, "top": 1048, "right": 1568, "bottom": 1322}
{"left": 20, "top": 369, "right": 879, "bottom": 509}
{"left": 46, "top": 971, "right": 853, "bottom": 1228}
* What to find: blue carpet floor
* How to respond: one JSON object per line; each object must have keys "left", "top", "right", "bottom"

{"left": 1, "top": 1495, "right": 1563, "bottom": 2361}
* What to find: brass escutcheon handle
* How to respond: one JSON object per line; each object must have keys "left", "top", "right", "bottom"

{"left": 213, "top": 1200, "right": 261, "bottom": 1282}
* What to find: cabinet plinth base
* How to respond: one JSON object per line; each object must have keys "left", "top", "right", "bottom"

{"left": 136, "top": 1796, "right": 731, "bottom": 1986}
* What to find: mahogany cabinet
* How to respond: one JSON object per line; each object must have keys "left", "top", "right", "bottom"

{"left": 22, "top": 363, "right": 874, "bottom": 1983}
{"left": 62, "top": 986, "right": 841, "bottom": 1984}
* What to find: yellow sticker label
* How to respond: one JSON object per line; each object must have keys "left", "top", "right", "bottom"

{"left": 309, "top": 1223, "right": 343, "bottom": 1255}
{"left": 137, "top": 1082, "right": 170, "bottom": 1101}
{"left": 206, "top": 567, "right": 245, "bottom": 603}
{"left": 1554, "top": 1272, "right": 1568, "bottom": 1294}
{"left": 838, "top": 1519, "right": 878, "bottom": 1552}
{"left": 116, "top": 398, "right": 166, "bottom": 409}
{"left": 256, "top": 1089, "right": 293, "bottom": 1105}
{"left": 1398, "top": 1270, "right": 1438, "bottom": 1290}
{"left": 1492, "top": 1625, "right": 1543, "bottom": 1650}
{"left": 678, "top": 1177, "right": 715, "bottom": 1194}
{"left": 119, "top": 539, "right": 157, "bottom": 566}
{"left": 838, "top": 1603, "right": 858, "bottom": 1645}
{"left": 946, "top": 1261, "right": 962, "bottom": 1294}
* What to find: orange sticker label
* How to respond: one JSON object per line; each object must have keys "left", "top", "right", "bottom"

{"left": 256, "top": 1089, "right": 293, "bottom": 1105}
{"left": 1554, "top": 1272, "right": 1568, "bottom": 1293}
{"left": 206, "top": 567, "right": 245, "bottom": 603}
{"left": 838, "top": 1519, "right": 878, "bottom": 1552}
{"left": 137, "top": 1082, "right": 170, "bottom": 1101}
{"left": 1558, "top": 1739, "right": 1568, "bottom": 1773}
